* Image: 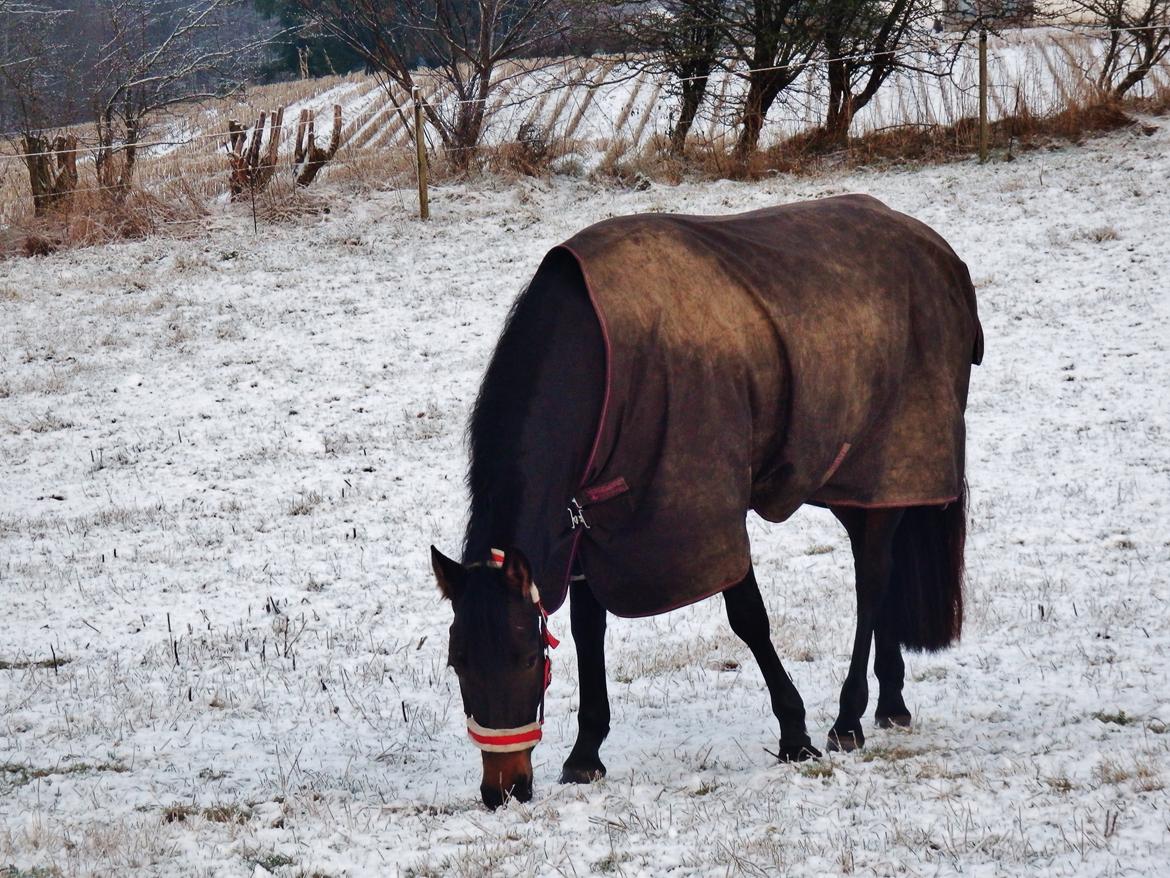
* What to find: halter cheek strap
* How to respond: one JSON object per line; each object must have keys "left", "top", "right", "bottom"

{"left": 465, "top": 548, "right": 559, "bottom": 753}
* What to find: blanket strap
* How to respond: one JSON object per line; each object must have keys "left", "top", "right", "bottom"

{"left": 567, "top": 476, "right": 630, "bottom": 531}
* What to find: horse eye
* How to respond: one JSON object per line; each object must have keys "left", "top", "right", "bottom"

{"left": 525, "top": 653, "right": 540, "bottom": 670}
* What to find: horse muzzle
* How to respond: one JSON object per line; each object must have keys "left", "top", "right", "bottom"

{"left": 480, "top": 749, "right": 534, "bottom": 808}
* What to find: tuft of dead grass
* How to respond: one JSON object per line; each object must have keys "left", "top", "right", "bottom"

{"left": 2, "top": 186, "right": 207, "bottom": 258}
{"left": 0, "top": 655, "right": 71, "bottom": 671}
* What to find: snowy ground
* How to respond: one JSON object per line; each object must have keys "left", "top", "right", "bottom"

{"left": 1, "top": 119, "right": 1169, "bottom": 877}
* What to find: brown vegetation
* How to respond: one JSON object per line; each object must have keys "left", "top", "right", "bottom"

{"left": 1, "top": 29, "right": 1168, "bottom": 257}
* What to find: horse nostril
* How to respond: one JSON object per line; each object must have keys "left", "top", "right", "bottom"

{"left": 512, "top": 776, "right": 533, "bottom": 803}
{"left": 480, "top": 783, "right": 505, "bottom": 810}
{"left": 480, "top": 777, "right": 533, "bottom": 809}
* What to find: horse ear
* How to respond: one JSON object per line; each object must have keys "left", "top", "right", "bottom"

{"left": 431, "top": 546, "right": 465, "bottom": 602}
{"left": 502, "top": 547, "right": 532, "bottom": 594}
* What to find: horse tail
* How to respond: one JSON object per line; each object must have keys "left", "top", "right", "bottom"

{"left": 883, "top": 484, "right": 967, "bottom": 652}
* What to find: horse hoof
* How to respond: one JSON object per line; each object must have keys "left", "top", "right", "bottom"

{"left": 560, "top": 763, "right": 606, "bottom": 784}
{"left": 826, "top": 728, "right": 864, "bottom": 752}
{"left": 875, "top": 712, "right": 912, "bottom": 729}
{"left": 777, "top": 741, "right": 822, "bottom": 762}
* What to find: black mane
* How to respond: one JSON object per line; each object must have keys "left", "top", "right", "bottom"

{"left": 463, "top": 256, "right": 565, "bottom": 562}
{"left": 462, "top": 249, "right": 604, "bottom": 567}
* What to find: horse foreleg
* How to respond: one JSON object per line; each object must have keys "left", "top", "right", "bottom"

{"left": 724, "top": 566, "right": 821, "bottom": 761}
{"left": 560, "top": 577, "right": 610, "bottom": 784}
{"left": 828, "top": 507, "right": 904, "bottom": 752}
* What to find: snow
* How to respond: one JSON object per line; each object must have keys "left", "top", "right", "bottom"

{"left": 2, "top": 118, "right": 1169, "bottom": 877}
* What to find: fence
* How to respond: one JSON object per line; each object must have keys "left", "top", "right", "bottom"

{"left": 1, "top": 24, "right": 1168, "bottom": 234}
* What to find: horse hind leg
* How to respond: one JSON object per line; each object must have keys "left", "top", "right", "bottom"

{"left": 827, "top": 507, "right": 905, "bottom": 752}
{"left": 873, "top": 622, "right": 911, "bottom": 729}
{"left": 874, "top": 494, "right": 969, "bottom": 728}
{"left": 724, "top": 565, "right": 821, "bottom": 762}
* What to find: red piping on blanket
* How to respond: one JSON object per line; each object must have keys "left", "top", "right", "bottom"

{"left": 556, "top": 245, "right": 616, "bottom": 603}
{"left": 825, "top": 495, "right": 959, "bottom": 510}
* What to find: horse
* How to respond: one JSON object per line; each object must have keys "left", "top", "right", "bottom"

{"left": 431, "top": 195, "right": 983, "bottom": 809}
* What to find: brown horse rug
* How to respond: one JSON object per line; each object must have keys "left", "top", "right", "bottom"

{"left": 541, "top": 194, "right": 983, "bottom": 618}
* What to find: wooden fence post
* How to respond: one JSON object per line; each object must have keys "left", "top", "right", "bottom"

{"left": 979, "top": 28, "right": 989, "bottom": 164}
{"left": 412, "top": 86, "right": 430, "bottom": 221}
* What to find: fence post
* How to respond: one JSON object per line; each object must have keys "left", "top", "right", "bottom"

{"left": 412, "top": 86, "right": 430, "bottom": 221}
{"left": 978, "top": 28, "right": 989, "bottom": 164}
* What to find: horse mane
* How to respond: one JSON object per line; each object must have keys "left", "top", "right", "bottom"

{"left": 463, "top": 250, "right": 602, "bottom": 567}
{"left": 463, "top": 274, "right": 549, "bottom": 562}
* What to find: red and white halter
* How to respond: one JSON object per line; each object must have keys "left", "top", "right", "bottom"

{"left": 465, "top": 548, "right": 560, "bottom": 753}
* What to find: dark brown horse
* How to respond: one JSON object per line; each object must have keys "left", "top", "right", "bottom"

{"left": 432, "top": 195, "right": 983, "bottom": 808}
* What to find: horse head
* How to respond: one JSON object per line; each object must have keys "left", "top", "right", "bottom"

{"left": 431, "top": 545, "right": 555, "bottom": 809}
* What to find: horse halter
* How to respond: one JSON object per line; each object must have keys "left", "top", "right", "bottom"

{"left": 465, "top": 548, "right": 560, "bottom": 753}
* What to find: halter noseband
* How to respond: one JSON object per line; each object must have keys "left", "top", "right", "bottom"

{"left": 465, "top": 548, "right": 560, "bottom": 754}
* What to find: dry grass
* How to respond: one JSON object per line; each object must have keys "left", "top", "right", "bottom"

{"left": 1, "top": 185, "right": 208, "bottom": 257}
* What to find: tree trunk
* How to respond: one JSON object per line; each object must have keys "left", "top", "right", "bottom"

{"left": 22, "top": 134, "right": 79, "bottom": 217}
{"left": 823, "top": 59, "right": 854, "bottom": 146}
{"left": 736, "top": 69, "right": 786, "bottom": 157}
{"left": 670, "top": 75, "right": 710, "bottom": 155}
{"left": 95, "top": 114, "right": 139, "bottom": 203}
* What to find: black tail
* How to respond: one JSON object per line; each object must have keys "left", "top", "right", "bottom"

{"left": 883, "top": 484, "right": 967, "bottom": 652}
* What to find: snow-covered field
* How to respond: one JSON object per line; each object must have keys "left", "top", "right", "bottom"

{"left": 2, "top": 118, "right": 1169, "bottom": 877}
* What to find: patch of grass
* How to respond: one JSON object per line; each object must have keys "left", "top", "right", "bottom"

{"left": 0, "top": 655, "right": 71, "bottom": 671}
{"left": 1092, "top": 709, "right": 1136, "bottom": 726}
{"left": 26, "top": 412, "right": 74, "bottom": 433}
{"left": 692, "top": 779, "right": 718, "bottom": 796}
{"left": 203, "top": 804, "right": 251, "bottom": 824}
{"left": 288, "top": 490, "right": 323, "bottom": 516}
{"left": 860, "top": 744, "right": 920, "bottom": 763}
{"left": 1075, "top": 226, "right": 1120, "bottom": 243}
{"left": 593, "top": 853, "right": 628, "bottom": 874}
{"left": 162, "top": 803, "right": 251, "bottom": 824}
{"left": 162, "top": 803, "right": 197, "bottom": 823}
{"left": 1, "top": 866, "right": 63, "bottom": 878}
{"left": 247, "top": 851, "right": 296, "bottom": 872}
{"left": 1093, "top": 756, "right": 1164, "bottom": 790}
{"left": 913, "top": 760, "right": 971, "bottom": 781}
{"left": 1, "top": 759, "right": 127, "bottom": 787}
{"left": 799, "top": 760, "right": 834, "bottom": 779}
{"left": 1043, "top": 774, "right": 1075, "bottom": 793}
{"left": 805, "top": 544, "right": 834, "bottom": 555}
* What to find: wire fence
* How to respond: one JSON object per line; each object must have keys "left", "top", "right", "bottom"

{"left": 1, "top": 23, "right": 1168, "bottom": 234}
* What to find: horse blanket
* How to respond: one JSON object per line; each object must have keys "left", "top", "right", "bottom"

{"left": 543, "top": 194, "right": 983, "bottom": 618}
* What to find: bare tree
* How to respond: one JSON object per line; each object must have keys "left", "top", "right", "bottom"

{"left": 723, "top": 0, "right": 824, "bottom": 156}
{"left": 579, "top": 0, "right": 728, "bottom": 155}
{"left": 88, "top": 0, "right": 270, "bottom": 199}
{"left": 1066, "top": 0, "right": 1170, "bottom": 97}
{"left": 226, "top": 108, "right": 284, "bottom": 199}
{"left": 1, "top": 2, "right": 83, "bottom": 213}
{"left": 287, "top": 0, "right": 574, "bottom": 166}
{"left": 817, "top": 0, "right": 959, "bottom": 146}
{"left": 577, "top": 0, "right": 823, "bottom": 157}
{"left": 292, "top": 104, "right": 341, "bottom": 185}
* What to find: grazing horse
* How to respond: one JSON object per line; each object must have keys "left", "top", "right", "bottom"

{"left": 431, "top": 195, "right": 983, "bottom": 809}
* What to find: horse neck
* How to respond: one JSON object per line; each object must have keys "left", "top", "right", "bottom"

{"left": 463, "top": 251, "right": 604, "bottom": 572}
